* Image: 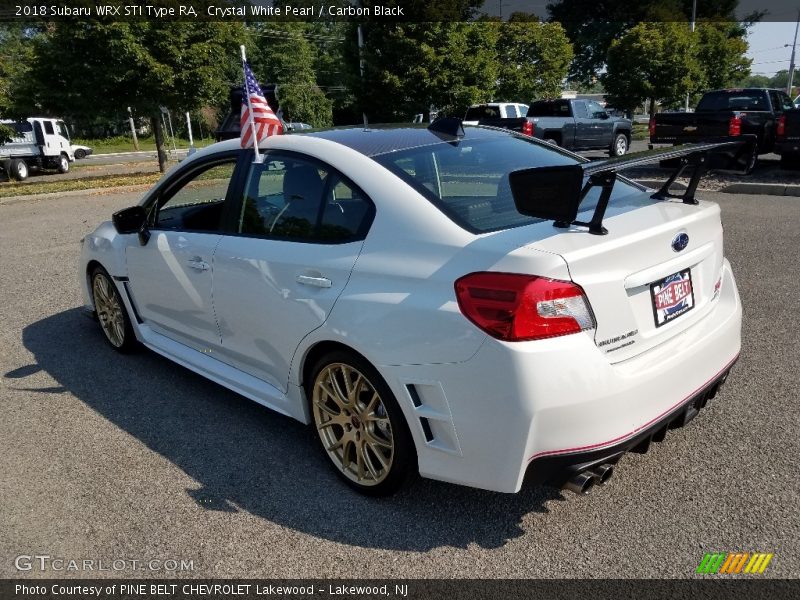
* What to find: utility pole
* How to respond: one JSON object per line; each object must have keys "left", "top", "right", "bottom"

{"left": 127, "top": 106, "right": 139, "bottom": 151}
{"left": 358, "top": 23, "right": 368, "bottom": 128}
{"left": 788, "top": 9, "right": 799, "bottom": 97}
{"left": 685, "top": 0, "right": 697, "bottom": 112}
{"left": 185, "top": 111, "right": 195, "bottom": 156}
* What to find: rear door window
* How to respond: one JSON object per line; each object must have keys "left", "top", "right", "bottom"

{"left": 43, "top": 121, "right": 54, "bottom": 135}
{"left": 572, "top": 101, "right": 589, "bottom": 118}
{"left": 529, "top": 100, "right": 572, "bottom": 117}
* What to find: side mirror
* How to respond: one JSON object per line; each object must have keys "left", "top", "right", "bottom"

{"left": 112, "top": 206, "right": 150, "bottom": 245}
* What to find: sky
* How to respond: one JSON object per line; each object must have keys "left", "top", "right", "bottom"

{"left": 746, "top": 21, "right": 799, "bottom": 77}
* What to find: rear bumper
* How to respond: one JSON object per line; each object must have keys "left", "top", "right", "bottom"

{"left": 775, "top": 139, "right": 800, "bottom": 155}
{"left": 524, "top": 354, "right": 737, "bottom": 486}
{"left": 381, "top": 259, "right": 741, "bottom": 493}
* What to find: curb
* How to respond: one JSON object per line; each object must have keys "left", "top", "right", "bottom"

{"left": 719, "top": 183, "right": 800, "bottom": 197}
{"left": 634, "top": 179, "right": 800, "bottom": 197}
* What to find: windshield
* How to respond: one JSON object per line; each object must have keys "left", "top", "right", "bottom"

{"left": 696, "top": 90, "right": 768, "bottom": 112}
{"left": 372, "top": 135, "right": 643, "bottom": 233}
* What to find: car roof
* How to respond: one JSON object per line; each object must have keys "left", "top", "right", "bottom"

{"left": 298, "top": 124, "right": 511, "bottom": 157}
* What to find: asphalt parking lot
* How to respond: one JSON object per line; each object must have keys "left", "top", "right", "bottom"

{"left": 0, "top": 188, "right": 798, "bottom": 578}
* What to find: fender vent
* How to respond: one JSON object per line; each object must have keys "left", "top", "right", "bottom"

{"left": 419, "top": 417, "right": 434, "bottom": 442}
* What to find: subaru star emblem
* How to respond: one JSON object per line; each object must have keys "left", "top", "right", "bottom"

{"left": 672, "top": 232, "right": 689, "bottom": 252}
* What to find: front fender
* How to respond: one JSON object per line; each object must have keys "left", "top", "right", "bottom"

{"left": 79, "top": 221, "right": 137, "bottom": 308}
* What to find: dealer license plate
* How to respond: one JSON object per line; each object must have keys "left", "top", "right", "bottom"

{"left": 650, "top": 268, "right": 695, "bottom": 327}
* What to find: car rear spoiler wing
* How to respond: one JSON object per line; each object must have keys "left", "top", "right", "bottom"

{"left": 509, "top": 135, "right": 757, "bottom": 235}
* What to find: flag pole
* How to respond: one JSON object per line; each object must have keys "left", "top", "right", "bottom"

{"left": 240, "top": 44, "right": 262, "bottom": 162}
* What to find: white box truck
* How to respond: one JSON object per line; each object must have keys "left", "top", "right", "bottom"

{"left": 0, "top": 117, "right": 75, "bottom": 181}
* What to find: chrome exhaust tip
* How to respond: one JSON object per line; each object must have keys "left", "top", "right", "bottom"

{"left": 562, "top": 472, "right": 595, "bottom": 495}
{"left": 587, "top": 463, "right": 614, "bottom": 485}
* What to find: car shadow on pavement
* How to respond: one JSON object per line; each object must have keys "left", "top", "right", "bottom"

{"left": 16, "top": 308, "right": 565, "bottom": 551}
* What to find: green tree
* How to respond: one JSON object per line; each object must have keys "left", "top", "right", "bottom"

{"left": 735, "top": 73, "right": 772, "bottom": 88}
{"left": 547, "top": 0, "right": 759, "bottom": 84}
{"left": 0, "top": 23, "right": 39, "bottom": 118}
{"left": 768, "top": 69, "right": 800, "bottom": 93}
{"left": 495, "top": 14, "right": 573, "bottom": 102}
{"left": 249, "top": 22, "right": 333, "bottom": 127}
{"left": 603, "top": 22, "right": 703, "bottom": 115}
{"left": 696, "top": 21, "right": 751, "bottom": 89}
{"left": 357, "top": 22, "right": 499, "bottom": 121}
{"left": 23, "top": 20, "right": 245, "bottom": 171}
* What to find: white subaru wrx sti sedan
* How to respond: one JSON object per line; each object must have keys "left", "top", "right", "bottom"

{"left": 79, "top": 123, "right": 742, "bottom": 496}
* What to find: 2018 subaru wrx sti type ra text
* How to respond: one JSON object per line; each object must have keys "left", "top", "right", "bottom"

{"left": 79, "top": 122, "right": 743, "bottom": 496}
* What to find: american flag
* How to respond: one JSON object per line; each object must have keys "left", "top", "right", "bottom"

{"left": 240, "top": 62, "right": 282, "bottom": 149}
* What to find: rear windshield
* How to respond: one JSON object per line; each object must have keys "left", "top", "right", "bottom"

{"left": 464, "top": 105, "right": 501, "bottom": 120}
{"left": 372, "top": 135, "right": 643, "bottom": 233}
{"left": 696, "top": 90, "right": 768, "bottom": 112}
{"left": 528, "top": 100, "right": 572, "bottom": 117}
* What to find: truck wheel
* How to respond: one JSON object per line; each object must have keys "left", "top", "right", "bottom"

{"left": 545, "top": 137, "right": 560, "bottom": 147}
{"left": 609, "top": 134, "right": 628, "bottom": 157}
{"left": 10, "top": 159, "right": 28, "bottom": 181}
{"left": 56, "top": 153, "right": 69, "bottom": 174}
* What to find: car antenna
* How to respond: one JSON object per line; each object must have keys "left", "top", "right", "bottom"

{"left": 363, "top": 113, "right": 370, "bottom": 131}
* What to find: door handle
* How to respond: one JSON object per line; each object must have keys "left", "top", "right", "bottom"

{"left": 187, "top": 257, "right": 210, "bottom": 271}
{"left": 296, "top": 275, "right": 332, "bottom": 288}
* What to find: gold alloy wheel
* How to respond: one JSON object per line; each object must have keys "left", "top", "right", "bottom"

{"left": 92, "top": 274, "right": 126, "bottom": 348}
{"left": 312, "top": 363, "right": 394, "bottom": 486}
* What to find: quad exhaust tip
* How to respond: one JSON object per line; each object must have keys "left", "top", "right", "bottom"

{"left": 562, "top": 463, "right": 614, "bottom": 494}
{"left": 587, "top": 463, "right": 614, "bottom": 485}
{"left": 562, "top": 472, "right": 595, "bottom": 495}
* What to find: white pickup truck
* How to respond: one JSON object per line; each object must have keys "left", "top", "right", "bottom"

{"left": 0, "top": 117, "right": 75, "bottom": 181}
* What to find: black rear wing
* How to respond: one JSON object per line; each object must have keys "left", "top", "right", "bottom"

{"left": 509, "top": 136, "right": 756, "bottom": 235}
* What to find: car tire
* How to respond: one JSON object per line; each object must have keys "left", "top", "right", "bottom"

{"left": 609, "top": 133, "right": 628, "bottom": 157}
{"left": 307, "top": 350, "right": 416, "bottom": 496}
{"left": 74, "top": 149, "right": 86, "bottom": 159}
{"left": 91, "top": 266, "right": 137, "bottom": 353}
{"left": 56, "top": 153, "right": 69, "bottom": 174}
{"left": 10, "top": 159, "right": 28, "bottom": 181}
{"left": 545, "top": 137, "right": 560, "bottom": 147}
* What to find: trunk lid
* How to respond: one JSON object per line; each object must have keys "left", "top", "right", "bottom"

{"left": 525, "top": 189, "right": 725, "bottom": 363}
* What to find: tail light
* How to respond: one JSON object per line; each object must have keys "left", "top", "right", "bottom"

{"left": 648, "top": 116, "right": 656, "bottom": 138}
{"left": 777, "top": 114, "right": 786, "bottom": 138}
{"left": 454, "top": 272, "right": 595, "bottom": 341}
{"left": 728, "top": 115, "right": 742, "bottom": 136}
{"left": 521, "top": 121, "right": 534, "bottom": 137}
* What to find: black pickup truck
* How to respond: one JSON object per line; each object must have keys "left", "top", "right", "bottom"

{"left": 650, "top": 88, "right": 796, "bottom": 156}
{"left": 775, "top": 108, "right": 800, "bottom": 167}
{"left": 475, "top": 98, "right": 633, "bottom": 156}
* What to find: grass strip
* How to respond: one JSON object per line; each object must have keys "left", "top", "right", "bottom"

{"left": 0, "top": 172, "right": 161, "bottom": 199}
